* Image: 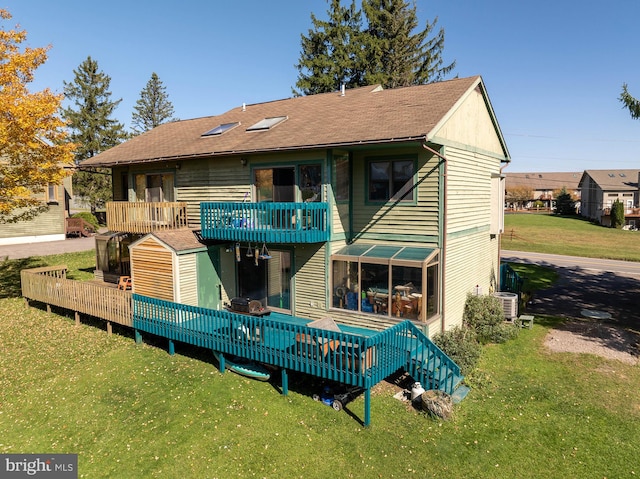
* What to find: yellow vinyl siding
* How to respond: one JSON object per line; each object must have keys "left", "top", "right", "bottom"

{"left": 293, "top": 244, "right": 327, "bottom": 319}
{"left": 177, "top": 254, "right": 198, "bottom": 306}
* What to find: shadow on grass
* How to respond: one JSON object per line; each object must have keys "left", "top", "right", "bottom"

{"left": 0, "top": 257, "right": 46, "bottom": 299}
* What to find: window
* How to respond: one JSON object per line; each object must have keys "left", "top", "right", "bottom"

{"left": 299, "top": 164, "right": 322, "bottom": 202}
{"left": 247, "top": 116, "right": 287, "bottom": 131}
{"left": 368, "top": 158, "right": 415, "bottom": 202}
{"left": 202, "top": 122, "right": 240, "bottom": 136}
{"left": 46, "top": 184, "right": 57, "bottom": 203}
{"left": 135, "top": 173, "right": 174, "bottom": 202}
{"left": 334, "top": 156, "right": 349, "bottom": 202}
{"left": 331, "top": 245, "right": 439, "bottom": 322}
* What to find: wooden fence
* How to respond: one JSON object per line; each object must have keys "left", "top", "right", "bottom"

{"left": 21, "top": 265, "right": 132, "bottom": 329}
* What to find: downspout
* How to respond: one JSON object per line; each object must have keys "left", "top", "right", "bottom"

{"left": 422, "top": 141, "right": 447, "bottom": 333}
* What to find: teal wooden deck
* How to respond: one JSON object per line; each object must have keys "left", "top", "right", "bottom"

{"left": 199, "top": 202, "right": 329, "bottom": 243}
{"left": 132, "top": 295, "right": 463, "bottom": 426}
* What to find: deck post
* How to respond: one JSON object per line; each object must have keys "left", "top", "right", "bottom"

{"left": 218, "top": 352, "right": 225, "bottom": 373}
{"left": 364, "top": 388, "right": 371, "bottom": 427}
{"left": 281, "top": 368, "right": 288, "bottom": 395}
{"left": 24, "top": 298, "right": 29, "bottom": 309}
{"left": 168, "top": 339, "right": 175, "bottom": 355}
{"left": 107, "top": 321, "right": 112, "bottom": 336}
{"left": 46, "top": 304, "right": 51, "bottom": 314}
{"left": 75, "top": 311, "right": 80, "bottom": 327}
{"left": 134, "top": 329, "right": 142, "bottom": 344}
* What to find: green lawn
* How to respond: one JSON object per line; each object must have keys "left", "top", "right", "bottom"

{"left": 1, "top": 253, "right": 639, "bottom": 478}
{"left": 503, "top": 213, "right": 640, "bottom": 261}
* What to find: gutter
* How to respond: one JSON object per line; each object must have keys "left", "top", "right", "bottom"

{"left": 422, "top": 141, "right": 448, "bottom": 333}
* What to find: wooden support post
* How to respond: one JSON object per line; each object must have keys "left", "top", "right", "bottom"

{"left": 364, "top": 388, "right": 371, "bottom": 427}
{"left": 168, "top": 339, "right": 175, "bottom": 355}
{"left": 24, "top": 298, "right": 29, "bottom": 309}
{"left": 281, "top": 368, "right": 288, "bottom": 396}
{"left": 217, "top": 352, "right": 225, "bottom": 373}
{"left": 134, "top": 330, "right": 142, "bottom": 344}
{"left": 75, "top": 311, "right": 80, "bottom": 327}
{"left": 107, "top": 321, "right": 112, "bottom": 336}
{"left": 46, "top": 304, "right": 51, "bottom": 314}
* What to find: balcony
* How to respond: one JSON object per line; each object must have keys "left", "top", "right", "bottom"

{"left": 200, "top": 202, "right": 329, "bottom": 243}
{"left": 106, "top": 201, "right": 188, "bottom": 234}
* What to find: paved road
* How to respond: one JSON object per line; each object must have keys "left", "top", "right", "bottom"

{"left": 501, "top": 250, "right": 640, "bottom": 327}
{"left": 0, "top": 235, "right": 97, "bottom": 260}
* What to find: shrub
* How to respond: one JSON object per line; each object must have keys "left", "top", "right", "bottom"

{"left": 433, "top": 326, "right": 482, "bottom": 376}
{"left": 610, "top": 200, "right": 625, "bottom": 229}
{"left": 463, "top": 293, "right": 505, "bottom": 343}
{"left": 72, "top": 212, "right": 100, "bottom": 231}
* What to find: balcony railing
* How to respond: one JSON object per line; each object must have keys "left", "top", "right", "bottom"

{"left": 106, "top": 201, "right": 188, "bottom": 234}
{"left": 200, "top": 202, "right": 329, "bottom": 243}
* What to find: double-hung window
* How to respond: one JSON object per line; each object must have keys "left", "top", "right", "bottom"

{"left": 368, "top": 157, "right": 415, "bottom": 202}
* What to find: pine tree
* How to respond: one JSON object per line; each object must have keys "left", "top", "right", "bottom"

{"left": 619, "top": 83, "right": 640, "bottom": 119}
{"left": 62, "top": 56, "right": 128, "bottom": 213}
{"left": 131, "top": 72, "right": 176, "bottom": 135}
{"left": 362, "top": 0, "right": 455, "bottom": 88}
{"left": 554, "top": 186, "right": 577, "bottom": 216}
{"left": 294, "top": 0, "right": 364, "bottom": 95}
{"left": 610, "top": 199, "right": 625, "bottom": 229}
{"left": 294, "top": 0, "right": 455, "bottom": 95}
{"left": 0, "top": 9, "right": 75, "bottom": 223}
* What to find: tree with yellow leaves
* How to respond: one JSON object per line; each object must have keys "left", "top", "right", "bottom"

{"left": 0, "top": 9, "right": 75, "bottom": 223}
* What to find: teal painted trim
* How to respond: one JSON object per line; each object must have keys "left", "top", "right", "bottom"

{"left": 364, "top": 154, "right": 418, "bottom": 207}
{"left": 446, "top": 224, "right": 490, "bottom": 240}
{"left": 428, "top": 136, "right": 509, "bottom": 162}
{"left": 352, "top": 231, "right": 439, "bottom": 243}
{"left": 168, "top": 339, "right": 175, "bottom": 355}
{"left": 348, "top": 152, "right": 353, "bottom": 241}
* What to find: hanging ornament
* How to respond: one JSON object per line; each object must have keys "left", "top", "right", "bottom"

{"left": 234, "top": 243, "right": 241, "bottom": 262}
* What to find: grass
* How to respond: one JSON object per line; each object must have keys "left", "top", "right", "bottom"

{"left": 1, "top": 252, "right": 639, "bottom": 478}
{"left": 503, "top": 213, "right": 640, "bottom": 261}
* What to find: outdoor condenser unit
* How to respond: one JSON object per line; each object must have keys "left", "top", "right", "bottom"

{"left": 493, "top": 292, "right": 518, "bottom": 320}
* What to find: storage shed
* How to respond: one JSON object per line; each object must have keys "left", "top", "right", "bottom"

{"left": 129, "top": 228, "right": 217, "bottom": 308}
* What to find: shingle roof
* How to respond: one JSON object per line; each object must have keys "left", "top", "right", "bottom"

{"left": 579, "top": 169, "right": 640, "bottom": 191}
{"left": 82, "top": 76, "right": 483, "bottom": 167}
{"left": 146, "top": 228, "right": 207, "bottom": 253}
{"left": 505, "top": 172, "right": 582, "bottom": 191}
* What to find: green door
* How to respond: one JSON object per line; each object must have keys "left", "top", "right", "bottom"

{"left": 197, "top": 247, "right": 221, "bottom": 309}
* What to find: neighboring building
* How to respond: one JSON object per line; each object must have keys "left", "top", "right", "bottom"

{"left": 0, "top": 175, "right": 72, "bottom": 246}
{"left": 81, "top": 76, "right": 510, "bottom": 336}
{"left": 579, "top": 169, "right": 640, "bottom": 227}
{"left": 504, "top": 171, "right": 581, "bottom": 210}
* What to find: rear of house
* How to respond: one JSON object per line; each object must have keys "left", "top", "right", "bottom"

{"left": 579, "top": 169, "right": 640, "bottom": 227}
{"left": 82, "top": 76, "right": 510, "bottom": 336}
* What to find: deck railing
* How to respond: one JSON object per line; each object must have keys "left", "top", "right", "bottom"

{"left": 21, "top": 266, "right": 132, "bottom": 327}
{"left": 200, "top": 202, "right": 329, "bottom": 243}
{"left": 500, "top": 263, "right": 524, "bottom": 295}
{"left": 106, "top": 201, "right": 188, "bottom": 234}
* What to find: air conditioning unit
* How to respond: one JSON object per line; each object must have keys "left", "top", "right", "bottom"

{"left": 493, "top": 292, "right": 518, "bottom": 320}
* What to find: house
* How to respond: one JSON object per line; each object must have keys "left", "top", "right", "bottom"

{"left": 81, "top": 75, "right": 510, "bottom": 337}
{"left": 504, "top": 171, "right": 581, "bottom": 210}
{"left": 0, "top": 175, "right": 72, "bottom": 246}
{"left": 578, "top": 169, "right": 640, "bottom": 227}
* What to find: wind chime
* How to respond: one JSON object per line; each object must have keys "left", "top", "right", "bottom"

{"left": 234, "top": 242, "right": 272, "bottom": 266}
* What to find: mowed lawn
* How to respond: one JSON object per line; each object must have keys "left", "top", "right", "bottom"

{"left": 503, "top": 213, "right": 640, "bottom": 261}
{"left": 1, "top": 252, "right": 639, "bottom": 478}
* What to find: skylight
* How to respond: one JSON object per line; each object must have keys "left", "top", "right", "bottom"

{"left": 246, "top": 116, "right": 287, "bottom": 131}
{"left": 202, "top": 122, "right": 240, "bottom": 136}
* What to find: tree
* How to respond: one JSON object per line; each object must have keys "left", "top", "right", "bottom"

{"left": 505, "top": 185, "right": 533, "bottom": 210}
{"left": 62, "top": 56, "right": 128, "bottom": 213}
{"left": 610, "top": 199, "right": 625, "bottom": 229}
{"left": 294, "top": 0, "right": 455, "bottom": 95}
{"left": 554, "top": 186, "right": 577, "bottom": 216}
{"left": 362, "top": 0, "right": 455, "bottom": 88}
{"left": 0, "top": 9, "right": 75, "bottom": 223}
{"left": 619, "top": 83, "right": 640, "bottom": 119}
{"left": 294, "top": 0, "right": 365, "bottom": 95}
{"left": 131, "top": 72, "right": 176, "bottom": 135}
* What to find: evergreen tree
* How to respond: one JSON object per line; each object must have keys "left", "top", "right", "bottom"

{"left": 619, "top": 83, "right": 640, "bottom": 119}
{"left": 554, "top": 186, "right": 576, "bottom": 216}
{"left": 294, "top": 0, "right": 364, "bottom": 95}
{"left": 62, "top": 56, "right": 128, "bottom": 213}
{"left": 610, "top": 199, "right": 625, "bottom": 229}
{"left": 362, "top": 0, "right": 455, "bottom": 88}
{"left": 131, "top": 72, "right": 176, "bottom": 134}
{"left": 294, "top": 0, "right": 455, "bottom": 95}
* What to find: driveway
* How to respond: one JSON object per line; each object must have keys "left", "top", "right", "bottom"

{"left": 501, "top": 250, "right": 640, "bottom": 328}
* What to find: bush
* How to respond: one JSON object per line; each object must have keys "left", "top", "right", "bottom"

{"left": 610, "top": 200, "right": 625, "bottom": 229}
{"left": 463, "top": 293, "right": 505, "bottom": 343}
{"left": 72, "top": 212, "right": 100, "bottom": 231}
{"left": 433, "top": 326, "right": 482, "bottom": 376}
